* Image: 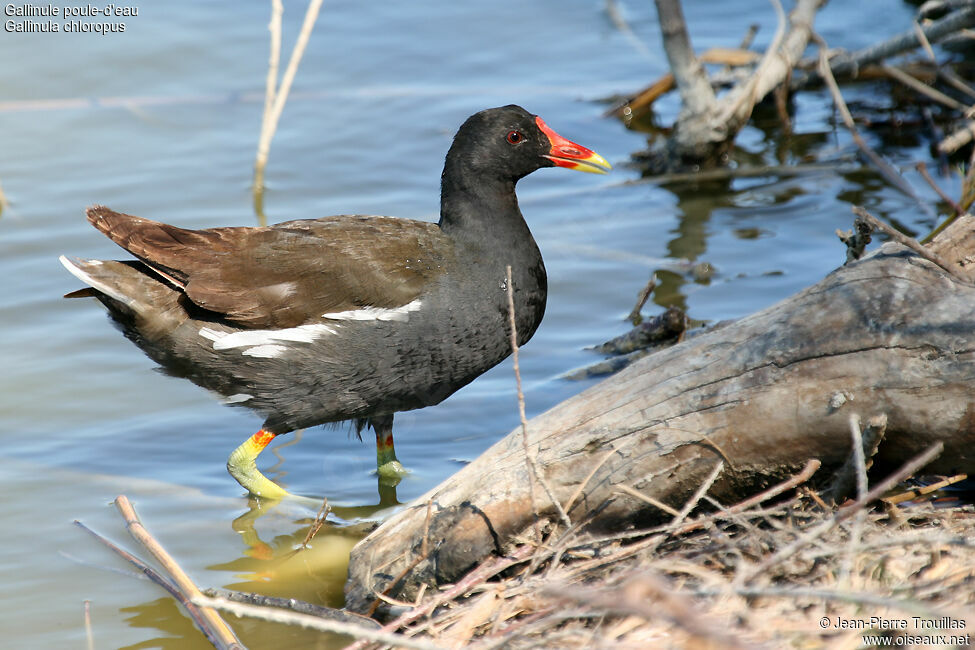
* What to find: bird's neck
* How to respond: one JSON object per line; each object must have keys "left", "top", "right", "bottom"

{"left": 437, "top": 161, "right": 547, "bottom": 348}
{"left": 438, "top": 161, "right": 525, "bottom": 242}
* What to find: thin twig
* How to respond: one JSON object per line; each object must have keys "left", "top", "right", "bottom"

{"left": 571, "top": 459, "right": 821, "bottom": 550}
{"left": 916, "top": 161, "right": 966, "bottom": 215}
{"left": 114, "top": 496, "right": 243, "bottom": 649}
{"left": 253, "top": 0, "right": 324, "bottom": 217}
{"left": 505, "top": 265, "right": 572, "bottom": 532}
{"left": 671, "top": 460, "right": 724, "bottom": 528}
{"left": 626, "top": 274, "right": 657, "bottom": 325}
{"left": 604, "top": 0, "right": 654, "bottom": 60}
{"left": 615, "top": 484, "right": 681, "bottom": 517}
{"left": 260, "top": 0, "right": 283, "bottom": 139}
{"left": 716, "top": 0, "right": 787, "bottom": 127}
{"left": 914, "top": 19, "right": 936, "bottom": 61}
{"left": 939, "top": 66, "right": 975, "bottom": 102}
{"left": 345, "top": 545, "right": 534, "bottom": 650}
{"left": 365, "top": 546, "right": 433, "bottom": 619}
{"left": 797, "top": 6, "right": 975, "bottom": 86}
{"left": 505, "top": 264, "right": 541, "bottom": 543}
{"left": 882, "top": 63, "right": 970, "bottom": 112}
{"left": 546, "top": 571, "right": 753, "bottom": 650}
{"left": 938, "top": 120, "right": 975, "bottom": 155}
{"left": 563, "top": 447, "right": 617, "bottom": 516}
{"left": 883, "top": 473, "right": 969, "bottom": 505}
{"left": 84, "top": 600, "right": 94, "bottom": 650}
{"left": 253, "top": 0, "right": 283, "bottom": 225}
{"left": 195, "top": 595, "right": 445, "bottom": 650}
{"left": 74, "top": 519, "right": 232, "bottom": 648}
{"left": 202, "top": 588, "right": 379, "bottom": 627}
{"left": 852, "top": 205, "right": 970, "bottom": 282}
{"left": 678, "top": 459, "right": 820, "bottom": 534}
{"left": 839, "top": 414, "right": 868, "bottom": 588}
{"left": 739, "top": 23, "right": 760, "bottom": 51}
{"left": 739, "top": 442, "right": 944, "bottom": 583}
{"left": 696, "top": 585, "right": 963, "bottom": 620}
{"left": 299, "top": 497, "right": 330, "bottom": 549}
{"left": 825, "top": 413, "right": 887, "bottom": 504}
{"left": 817, "top": 40, "right": 921, "bottom": 201}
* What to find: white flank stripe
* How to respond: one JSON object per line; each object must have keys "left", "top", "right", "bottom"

{"left": 199, "top": 322, "right": 338, "bottom": 358}
{"left": 322, "top": 298, "right": 423, "bottom": 322}
{"left": 198, "top": 328, "right": 223, "bottom": 343}
{"left": 199, "top": 323, "right": 338, "bottom": 350}
{"left": 224, "top": 393, "right": 254, "bottom": 403}
{"left": 243, "top": 345, "right": 288, "bottom": 358}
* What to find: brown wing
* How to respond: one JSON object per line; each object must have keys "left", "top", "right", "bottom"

{"left": 86, "top": 205, "right": 451, "bottom": 328}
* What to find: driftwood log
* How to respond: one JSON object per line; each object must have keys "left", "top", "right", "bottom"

{"left": 646, "top": 0, "right": 824, "bottom": 169}
{"left": 344, "top": 216, "right": 975, "bottom": 615}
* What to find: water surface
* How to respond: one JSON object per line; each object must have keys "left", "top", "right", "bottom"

{"left": 0, "top": 1, "right": 951, "bottom": 647}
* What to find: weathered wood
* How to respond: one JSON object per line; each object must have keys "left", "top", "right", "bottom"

{"left": 793, "top": 5, "right": 975, "bottom": 88}
{"left": 344, "top": 218, "right": 975, "bottom": 615}
{"left": 654, "top": 0, "right": 717, "bottom": 119}
{"left": 650, "top": 0, "right": 825, "bottom": 170}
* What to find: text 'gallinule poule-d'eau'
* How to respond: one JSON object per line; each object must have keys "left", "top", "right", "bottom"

{"left": 60, "top": 105, "right": 611, "bottom": 499}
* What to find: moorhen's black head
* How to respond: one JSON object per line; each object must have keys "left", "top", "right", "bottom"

{"left": 443, "top": 105, "right": 611, "bottom": 184}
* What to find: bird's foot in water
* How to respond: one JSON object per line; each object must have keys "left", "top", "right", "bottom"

{"left": 228, "top": 430, "right": 293, "bottom": 500}
{"left": 376, "top": 459, "right": 408, "bottom": 485}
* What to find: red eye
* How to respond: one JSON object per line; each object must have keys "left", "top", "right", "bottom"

{"left": 506, "top": 131, "right": 523, "bottom": 144}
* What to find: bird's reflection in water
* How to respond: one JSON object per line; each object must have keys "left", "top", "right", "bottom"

{"left": 218, "top": 499, "right": 362, "bottom": 607}
{"left": 265, "top": 429, "right": 404, "bottom": 515}
{"left": 215, "top": 434, "right": 403, "bottom": 607}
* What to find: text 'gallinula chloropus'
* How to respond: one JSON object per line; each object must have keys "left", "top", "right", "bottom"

{"left": 60, "top": 105, "right": 611, "bottom": 499}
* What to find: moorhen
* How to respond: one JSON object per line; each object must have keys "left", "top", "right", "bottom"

{"left": 60, "top": 105, "right": 610, "bottom": 498}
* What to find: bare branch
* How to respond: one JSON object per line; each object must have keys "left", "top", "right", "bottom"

{"left": 653, "top": 0, "right": 716, "bottom": 118}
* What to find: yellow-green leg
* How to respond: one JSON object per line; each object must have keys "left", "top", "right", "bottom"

{"left": 227, "top": 429, "right": 291, "bottom": 499}
{"left": 373, "top": 415, "right": 407, "bottom": 483}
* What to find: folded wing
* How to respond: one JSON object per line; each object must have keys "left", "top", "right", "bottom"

{"left": 86, "top": 205, "right": 450, "bottom": 328}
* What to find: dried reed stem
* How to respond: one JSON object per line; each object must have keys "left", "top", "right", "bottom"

{"left": 852, "top": 205, "right": 970, "bottom": 282}
{"left": 299, "top": 496, "right": 330, "bottom": 549}
{"left": 882, "top": 63, "right": 969, "bottom": 112}
{"left": 261, "top": 0, "right": 283, "bottom": 134}
{"left": 739, "top": 442, "right": 944, "bottom": 583}
{"left": 916, "top": 161, "right": 966, "bottom": 215}
{"left": 817, "top": 39, "right": 920, "bottom": 201}
{"left": 253, "top": 0, "right": 324, "bottom": 218}
{"left": 938, "top": 120, "right": 975, "bottom": 155}
{"left": 615, "top": 483, "right": 681, "bottom": 518}
{"left": 563, "top": 447, "right": 617, "bottom": 516}
{"left": 505, "top": 265, "right": 572, "bottom": 532}
{"left": 193, "top": 595, "right": 444, "bottom": 650}
{"left": 84, "top": 599, "right": 94, "bottom": 650}
{"left": 673, "top": 460, "right": 724, "bottom": 527}
{"left": 839, "top": 414, "right": 868, "bottom": 588}
{"left": 346, "top": 545, "right": 534, "bottom": 650}
{"left": 75, "top": 516, "right": 241, "bottom": 649}
{"left": 114, "top": 496, "right": 243, "bottom": 649}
